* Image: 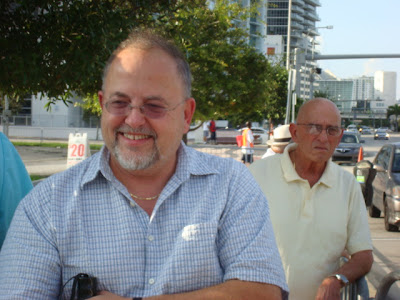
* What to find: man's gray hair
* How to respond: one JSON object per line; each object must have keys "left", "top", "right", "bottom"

{"left": 101, "top": 28, "right": 192, "bottom": 98}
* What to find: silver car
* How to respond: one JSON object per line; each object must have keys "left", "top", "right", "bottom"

{"left": 332, "top": 131, "right": 363, "bottom": 164}
{"left": 370, "top": 143, "right": 400, "bottom": 231}
{"left": 374, "top": 129, "right": 390, "bottom": 140}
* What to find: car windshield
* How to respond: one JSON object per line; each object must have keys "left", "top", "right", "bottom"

{"left": 341, "top": 134, "right": 358, "bottom": 144}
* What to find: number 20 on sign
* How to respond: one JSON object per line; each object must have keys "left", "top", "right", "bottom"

{"left": 67, "top": 133, "right": 91, "bottom": 168}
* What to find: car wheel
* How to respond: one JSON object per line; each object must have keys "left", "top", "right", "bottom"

{"left": 384, "top": 201, "right": 398, "bottom": 232}
{"left": 369, "top": 203, "right": 381, "bottom": 218}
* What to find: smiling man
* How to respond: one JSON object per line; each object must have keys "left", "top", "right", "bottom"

{"left": 0, "top": 29, "right": 288, "bottom": 299}
{"left": 250, "top": 98, "right": 373, "bottom": 300}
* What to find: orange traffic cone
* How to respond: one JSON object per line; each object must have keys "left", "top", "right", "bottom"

{"left": 357, "top": 146, "right": 364, "bottom": 162}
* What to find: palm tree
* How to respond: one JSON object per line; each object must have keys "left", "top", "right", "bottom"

{"left": 387, "top": 104, "right": 400, "bottom": 132}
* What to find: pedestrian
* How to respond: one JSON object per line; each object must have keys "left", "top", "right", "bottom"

{"left": 209, "top": 118, "right": 217, "bottom": 144}
{"left": 241, "top": 121, "right": 255, "bottom": 165}
{"left": 202, "top": 120, "right": 209, "bottom": 143}
{"left": 262, "top": 124, "right": 291, "bottom": 159}
{"left": 0, "top": 29, "right": 288, "bottom": 299}
{"left": 250, "top": 98, "right": 373, "bottom": 300}
{"left": 0, "top": 132, "right": 33, "bottom": 249}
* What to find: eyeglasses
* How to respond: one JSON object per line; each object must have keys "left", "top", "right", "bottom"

{"left": 296, "top": 123, "right": 342, "bottom": 137}
{"left": 104, "top": 100, "right": 186, "bottom": 119}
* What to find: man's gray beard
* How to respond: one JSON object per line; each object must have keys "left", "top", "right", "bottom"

{"left": 113, "top": 142, "right": 160, "bottom": 171}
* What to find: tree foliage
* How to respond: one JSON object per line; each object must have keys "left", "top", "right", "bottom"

{"left": 1, "top": 0, "right": 288, "bottom": 123}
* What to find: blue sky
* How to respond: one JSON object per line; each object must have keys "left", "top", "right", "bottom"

{"left": 316, "top": 0, "right": 400, "bottom": 98}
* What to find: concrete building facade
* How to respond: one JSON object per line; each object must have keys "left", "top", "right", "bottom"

{"left": 374, "top": 71, "right": 397, "bottom": 107}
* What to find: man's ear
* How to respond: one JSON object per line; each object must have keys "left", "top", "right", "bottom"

{"left": 98, "top": 90, "right": 105, "bottom": 110}
{"left": 289, "top": 123, "right": 298, "bottom": 142}
{"left": 183, "top": 98, "right": 196, "bottom": 133}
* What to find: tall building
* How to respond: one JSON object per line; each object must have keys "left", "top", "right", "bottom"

{"left": 316, "top": 72, "right": 388, "bottom": 123}
{"left": 266, "top": 0, "right": 322, "bottom": 99}
{"left": 374, "top": 71, "right": 397, "bottom": 106}
{"left": 317, "top": 79, "right": 354, "bottom": 113}
{"left": 353, "top": 76, "right": 375, "bottom": 101}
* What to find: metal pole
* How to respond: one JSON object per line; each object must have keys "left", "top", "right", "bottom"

{"left": 285, "top": 0, "right": 292, "bottom": 70}
{"left": 309, "top": 71, "right": 314, "bottom": 100}
{"left": 285, "top": 69, "right": 293, "bottom": 124}
{"left": 309, "top": 53, "right": 400, "bottom": 61}
{"left": 3, "top": 95, "right": 9, "bottom": 137}
{"left": 291, "top": 92, "right": 297, "bottom": 122}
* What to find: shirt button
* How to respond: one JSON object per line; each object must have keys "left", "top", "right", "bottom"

{"left": 149, "top": 278, "right": 155, "bottom": 285}
{"left": 129, "top": 202, "right": 136, "bottom": 208}
{"left": 148, "top": 235, "right": 154, "bottom": 241}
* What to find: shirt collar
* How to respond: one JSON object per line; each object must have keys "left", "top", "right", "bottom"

{"left": 80, "top": 141, "right": 220, "bottom": 189}
{"left": 281, "top": 143, "right": 334, "bottom": 188}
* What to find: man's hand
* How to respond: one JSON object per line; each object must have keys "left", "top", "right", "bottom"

{"left": 315, "top": 276, "right": 342, "bottom": 300}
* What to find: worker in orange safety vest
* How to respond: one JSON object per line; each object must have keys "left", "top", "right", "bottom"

{"left": 241, "top": 121, "right": 254, "bottom": 165}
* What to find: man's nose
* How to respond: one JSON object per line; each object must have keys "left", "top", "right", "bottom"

{"left": 125, "top": 106, "right": 146, "bottom": 126}
{"left": 316, "top": 128, "right": 329, "bottom": 141}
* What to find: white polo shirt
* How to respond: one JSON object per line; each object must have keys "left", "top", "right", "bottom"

{"left": 249, "top": 143, "right": 372, "bottom": 300}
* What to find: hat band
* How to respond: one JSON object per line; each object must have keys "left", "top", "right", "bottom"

{"left": 274, "top": 137, "right": 291, "bottom": 143}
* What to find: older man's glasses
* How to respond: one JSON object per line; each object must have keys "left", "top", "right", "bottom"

{"left": 104, "top": 100, "right": 186, "bottom": 119}
{"left": 297, "top": 123, "right": 342, "bottom": 137}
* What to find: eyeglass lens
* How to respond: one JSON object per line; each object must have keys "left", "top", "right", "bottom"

{"left": 300, "top": 124, "right": 341, "bottom": 136}
{"left": 105, "top": 101, "right": 183, "bottom": 119}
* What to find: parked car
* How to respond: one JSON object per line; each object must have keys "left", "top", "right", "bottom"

{"left": 370, "top": 143, "right": 400, "bottom": 231}
{"left": 374, "top": 129, "right": 390, "bottom": 140}
{"left": 332, "top": 131, "right": 363, "bottom": 164}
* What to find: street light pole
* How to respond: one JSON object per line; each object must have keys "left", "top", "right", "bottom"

{"left": 285, "top": 0, "right": 292, "bottom": 70}
{"left": 304, "top": 25, "right": 333, "bottom": 100}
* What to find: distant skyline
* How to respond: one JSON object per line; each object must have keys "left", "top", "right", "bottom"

{"left": 316, "top": 0, "right": 400, "bottom": 99}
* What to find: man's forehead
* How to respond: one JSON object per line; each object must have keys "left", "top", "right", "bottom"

{"left": 297, "top": 102, "right": 340, "bottom": 124}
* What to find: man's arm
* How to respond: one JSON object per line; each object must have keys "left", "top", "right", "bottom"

{"left": 315, "top": 250, "right": 373, "bottom": 300}
{"left": 94, "top": 280, "right": 283, "bottom": 300}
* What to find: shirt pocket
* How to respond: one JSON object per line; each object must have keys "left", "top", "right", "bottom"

{"left": 167, "top": 222, "right": 222, "bottom": 292}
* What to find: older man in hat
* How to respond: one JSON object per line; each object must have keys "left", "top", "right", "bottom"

{"left": 262, "top": 125, "right": 291, "bottom": 159}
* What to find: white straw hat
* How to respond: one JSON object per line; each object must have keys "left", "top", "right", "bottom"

{"left": 267, "top": 125, "right": 291, "bottom": 146}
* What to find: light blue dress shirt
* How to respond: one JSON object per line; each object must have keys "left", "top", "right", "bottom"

{"left": 0, "top": 142, "right": 288, "bottom": 299}
{"left": 0, "top": 132, "right": 32, "bottom": 248}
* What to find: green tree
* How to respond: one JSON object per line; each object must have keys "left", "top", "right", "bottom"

{"left": 0, "top": 0, "right": 180, "bottom": 106}
{"left": 313, "top": 90, "right": 331, "bottom": 100}
{"left": 387, "top": 104, "right": 400, "bottom": 132}
{"left": 1, "top": 0, "right": 288, "bottom": 127}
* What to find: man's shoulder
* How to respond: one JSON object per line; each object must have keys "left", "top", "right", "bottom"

{"left": 37, "top": 151, "right": 102, "bottom": 191}
{"left": 250, "top": 153, "right": 281, "bottom": 170}
{"left": 249, "top": 154, "right": 283, "bottom": 184}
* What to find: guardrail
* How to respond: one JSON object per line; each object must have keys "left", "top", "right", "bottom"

{"left": 375, "top": 270, "right": 400, "bottom": 300}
